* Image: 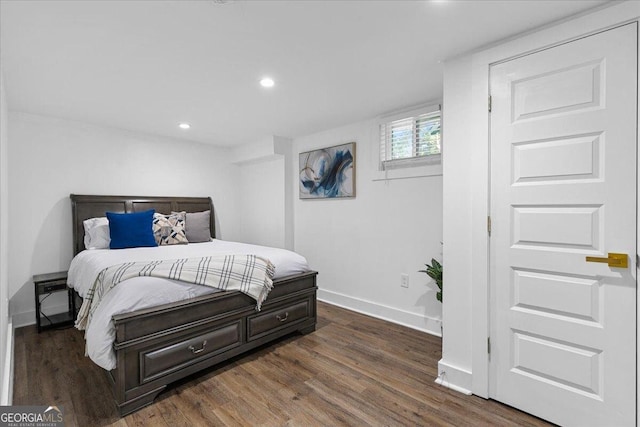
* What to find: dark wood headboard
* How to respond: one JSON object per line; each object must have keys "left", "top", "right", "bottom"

{"left": 70, "top": 194, "right": 215, "bottom": 255}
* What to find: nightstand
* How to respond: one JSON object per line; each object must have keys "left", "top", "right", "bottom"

{"left": 33, "top": 271, "right": 76, "bottom": 333}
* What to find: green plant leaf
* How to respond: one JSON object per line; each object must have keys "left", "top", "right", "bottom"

{"left": 419, "top": 258, "right": 443, "bottom": 303}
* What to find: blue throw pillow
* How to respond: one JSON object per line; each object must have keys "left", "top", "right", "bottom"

{"left": 106, "top": 209, "right": 158, "bottom": 249}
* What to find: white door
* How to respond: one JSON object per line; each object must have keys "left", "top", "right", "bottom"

{"left": 489, "top": 23, "right": 637, "bottom": 427}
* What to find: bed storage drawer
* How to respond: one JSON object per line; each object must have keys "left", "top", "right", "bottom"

{"left": 248, "top": 299, "right": 310, "bottom": 340}
{"left": 140, "top": 320, "right": 242, "bottom": 383}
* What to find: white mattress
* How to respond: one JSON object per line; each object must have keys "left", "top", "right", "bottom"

{"left": 67, "top": 240, "right": 310, "bottom": 370}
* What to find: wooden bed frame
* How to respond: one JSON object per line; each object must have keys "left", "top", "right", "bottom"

{"left": 70, "top": 194, "right": 318, "bottom": 416}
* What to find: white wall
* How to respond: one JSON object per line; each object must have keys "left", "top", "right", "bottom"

{"left": 0, "top": 69, "right": 11, "bottom": 403}
{"left": 441, "top": 1, "right": 640, "bottom": 396}
{"left": 237, "top": 156, "right": 286, "bottom": 248}
{"left": 292, "top": 118, "right": 443, "bottom": 335}
{"left": 7, "top": 112, "right": 242, "bottom": 326}
{"left": 233, "top": 136, "right": 295, "bottom": 250}
{"left": 440, "top": 53, "right": 475, "bottom": 392}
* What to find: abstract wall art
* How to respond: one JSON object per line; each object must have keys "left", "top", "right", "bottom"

{"left": 299, "top": 142, "right": 355, "bottom": 199}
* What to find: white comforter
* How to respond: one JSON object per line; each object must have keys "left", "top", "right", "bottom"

{"left": 67, "top": 240, "right": 310, "bottom": 370}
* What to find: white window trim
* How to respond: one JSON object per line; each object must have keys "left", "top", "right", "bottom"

{"left": 373, "top": 101, "right": 443, "bottom": 181}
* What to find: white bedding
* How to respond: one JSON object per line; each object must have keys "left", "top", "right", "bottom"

{"left": 68, "top": 239, "right": 310, "bottom": 370}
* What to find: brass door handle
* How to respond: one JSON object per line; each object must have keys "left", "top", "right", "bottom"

{"left": 585, "top": 253, "right": 628, "bottom": 268}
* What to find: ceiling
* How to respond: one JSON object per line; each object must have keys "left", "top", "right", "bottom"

{"left": 0, "top": 0, "right": 610, "bottom": 147}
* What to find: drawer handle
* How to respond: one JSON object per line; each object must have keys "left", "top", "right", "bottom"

{"left": 276, "top": 312, "right": 289, "bottom": 322}
{"left": 188, "top": 340, "right": 207, "bottom": 355}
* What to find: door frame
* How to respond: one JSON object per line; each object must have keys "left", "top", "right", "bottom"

{"left": 460, "top": 3, "right": 640, "bottom": 400}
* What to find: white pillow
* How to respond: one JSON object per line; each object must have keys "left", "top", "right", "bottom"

{"left": 83, "top": 217, "right": 110, "bottom": 249}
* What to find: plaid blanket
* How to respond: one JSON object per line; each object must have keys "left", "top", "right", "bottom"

{"left": 75, "top": 254, "right": 275, "bottom": 331}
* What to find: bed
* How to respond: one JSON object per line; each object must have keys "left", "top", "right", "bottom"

{"left": 68, "top": 194, "right": 318, "bottom": 416}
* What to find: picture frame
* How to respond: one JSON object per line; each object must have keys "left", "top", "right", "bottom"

{"left": 299, "top": 142, "right": 356, "bottom": 199}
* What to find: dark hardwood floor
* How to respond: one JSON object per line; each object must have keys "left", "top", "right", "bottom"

{"left": 14, "top": 301, "right": 551, "bottom": 426}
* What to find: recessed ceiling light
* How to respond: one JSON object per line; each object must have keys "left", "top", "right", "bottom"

{"left": 260, "top": 77, "right": 275, "bottom": 88}
{"left": 178, "top": 123, "right": 191, "bottom": 130}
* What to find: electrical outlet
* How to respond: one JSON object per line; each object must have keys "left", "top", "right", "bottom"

{"left": 400, "top": 273, "right": 409, "bottom": 288}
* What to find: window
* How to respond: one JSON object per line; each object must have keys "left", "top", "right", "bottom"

{"left": 379, "top": 106, "right": 441, "bottom": 170}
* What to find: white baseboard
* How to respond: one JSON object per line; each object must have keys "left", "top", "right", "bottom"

{"left": 12, "top": 302, "right": 70, "bottom": 329}
{"left": 12, "top": 311, "right": 34, "bottom": 329}
{"left": 317, "top": 289, "right": 442, "bottom": 336}
{"left": 1, "top": 320, "right": 13, "bottom": 405}
{"left": 435, "top": 359, "right": 472, "bottom": 395}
